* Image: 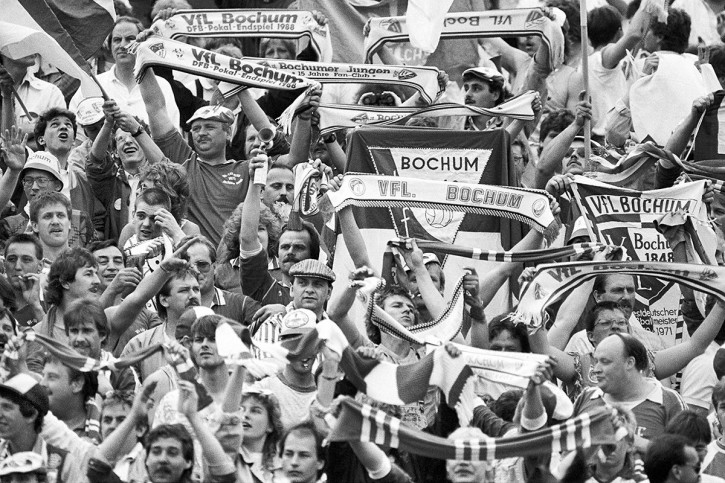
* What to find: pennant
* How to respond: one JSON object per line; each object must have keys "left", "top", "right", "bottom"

{"left": 514, "top": 261, "right": 725, "bottom": 331}
{"left": 0, "top": 0, "right": 107, "bottom": 97}
{"left": 329, "top": 397, "right": 618, "bottom": 460}
{"left": 316, "top": 92, "right": 537, "bottom": 135}
{"left": 388, "top": 239, "right": 609, "bottom": 263}
{"left": 151, "top": 9, "right": 332, "bottom": 62}
{"left": 131, "top": 37, "right": 319, "bottom": 92}
{"left": 364, "top": 8, "right": 564, "bottom": 69}
{"left": 221, "top": 59, "right": 444, "bottom": 104}
{"left": 569, "top": 176, "right": 716, "bottom": 349}
{"left": 321, "top": 174, "right": 557, "bottom": 238}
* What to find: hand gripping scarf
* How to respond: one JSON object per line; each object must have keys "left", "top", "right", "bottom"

{"left": 388, "top": 238, "right": 609, "bottom": 263}
{"left": 364, "top": 8, "right": 565, "bottom": 69}
{"left": 320, "top": 174, "right": 560, "bottom": 241}
{"left": 513, "top": 261, "right": 725, "bottom": 331}
{"left": 220, "top": 59, "right": 443, "bottom": 104}
{"left": 329, "top": 397, "right": 620, "bottom": 460}
{"left": 314, "top": 91, "right": 538, "bottom": 135}
{"left": 150, "top": 9, "right": 332, "bottom": 62}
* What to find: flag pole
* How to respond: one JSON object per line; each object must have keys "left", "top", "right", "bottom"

{"left": 89, "top": 71, "right": 110, "bottom": 100}
{"left": 10, "top": 86, "right": 33, "bottom": 120}
{"left": 580, "top": 0, "right": 591, "bottom": 166}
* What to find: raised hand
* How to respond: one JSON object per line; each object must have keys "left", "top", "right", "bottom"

{"left": 0, "top": 127, "right": 28, "bottom": 171}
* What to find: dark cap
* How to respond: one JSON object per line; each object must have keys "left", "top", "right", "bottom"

{"left": 0, "top": 373, "right": 49, "bottom": 417}
{"left": 289, "top": 259, "right": 335, "bottom": 283}
{"left": 462, "top": 66, "right": 504, "bottom": 83}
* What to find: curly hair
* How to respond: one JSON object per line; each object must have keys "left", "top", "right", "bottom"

{"left": 140, "top": 161, "right": 190, "bottom": 222}
{"left": 219, "top": 201, "right": 284, "bottom": 263}
{"left": 243, "top": 392, "right": 284, "bottom": 471}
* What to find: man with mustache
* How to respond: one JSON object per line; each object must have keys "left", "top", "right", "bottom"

{"left": 28, "top": 192, "right": 72, "bottom": 264}
{"left": 63, "top": 298, "right": 135, "bottom": 393}
{"left": 121, "top": 265, "right": 202, "bottom": 382}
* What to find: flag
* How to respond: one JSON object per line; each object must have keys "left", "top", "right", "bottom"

{"left": 695, "top": 90, "right": 725, "bottom": 162}
{"left": 568, "top": 177, "right": 715, "bottom": 352}
{"left": 0, "top": 0, "right": 110, "bottom": 97}
{"left": 329, "top": 397, "right": 619, "bottom": 460}
{"left": 45, "top": 0, "right": 115, "bottom": 59}
{"left": 331, "top": 125, "right": 525, "bottom": 314}
{"left": 583, "top": 142, "right": 658, "bottom": 191}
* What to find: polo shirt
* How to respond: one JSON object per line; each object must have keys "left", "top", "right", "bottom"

{"left": 573, "top": 382, "right": 686, "bottom": 440}
{"left": 241, "top": 247, "right": 291, "bottom": 307}
{"left": 154, "top": 128, "right": 250, "bottom": 246}
{"left": 209, "top": 287, "right": 260, "bottom": 327}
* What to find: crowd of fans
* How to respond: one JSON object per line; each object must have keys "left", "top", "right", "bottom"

{"left": 2, "top": 0, "right": 725, "bottom": 481}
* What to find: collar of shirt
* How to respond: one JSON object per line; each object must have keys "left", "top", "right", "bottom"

{"left": 590, "top": 379, "right": 664, "bottom": 404}
{"left": 213, "top": 287, "right": 227, "bottom": 307}
{"left": 284, "top": 301, "right": 328, "bottom": 320}
{"left": 20, "top": 71, "right": 46, "bottom": 90}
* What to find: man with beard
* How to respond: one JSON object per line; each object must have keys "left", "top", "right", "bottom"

{"left": 0, "top": 150, "right": 95, "bottom": 248}
{"left": 530, "top": 297, "right": 725, "bottom": 400}
{"left": 63, "top": 298, "right": 135, "bottom": 392}
{"left": 2, "top": 234, "right": 45, "bottom": 327}
{"left": 87, "top": 100, "right": 165, "bottom": 241}
{"left": 121, "top": 265, "right": 201, "bottom": 382}
{"left": 241, "top": 156, "right": 320, "bottom": 308}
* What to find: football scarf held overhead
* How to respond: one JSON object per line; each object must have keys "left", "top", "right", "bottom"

{"left": 220, "top": 59, "right": 444, "bottom": 104}
{"left": 321, "top": 174, "right": 558, "bottom": 239}
{"left": 514, "top": 261, "right": 725, "bottom": 330}
{"left": 315, "top": 91, "right": 537, "bottom": 135}
{"left": 569, "top": 176, "right": 716, "bottom": 349}
{"left": 151, "top": 9, "right": 332, "bottom": 62}
{"left": 389, "top": 238, "right": 609, "bottom": 263}
{"left": 364, "top": 8, "right": 564, "bottom": 69}
{"left": 131, "top": 37, "right": 319, "bottom": 91}
{"left": 329, "top": 397, "right": 619, "bottom": 460}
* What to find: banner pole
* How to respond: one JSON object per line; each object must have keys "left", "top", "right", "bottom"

{"left": 580, "top": 0, "right": 592, "bottom": 167}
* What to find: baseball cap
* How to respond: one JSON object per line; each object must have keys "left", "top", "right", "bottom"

{"left": 0, "top": 452, "right": 46, "bottom": 476}
{"left": 567, "top": 216, "right": 590, "bottom": 244}
{"left": 0, "top": 373, "right": 49, "bottom": 417}
{"left": 289, "top": 259, "right": 336, "bottom": 283}
{"left": 280, "top": 308, "right": 317, "bottom": 337}
{"left": 19, "top": 152, "right": 63, "bottom": 189}
{"left": 462, "top": 66, "right": 504, "bottom": 84}
{"left": 187, "top": 105, "right": 234, "bottom": 125}
{"left": 76, "top": 97, "right": 105, "bottom": 126}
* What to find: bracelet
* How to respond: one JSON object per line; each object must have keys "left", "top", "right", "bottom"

{"left": 469, "top": 305, "right": 485, "bottom": 321}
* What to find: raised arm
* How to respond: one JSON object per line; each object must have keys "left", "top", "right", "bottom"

{"left": 0, "top": 127, "right": 26, "bottom": 212}
{"left": 534, "top": 97, "right": 591, "bottom": 189}
{"left": 114, "top": 110, "right": 165, "bottom": 164}
{"left": 654, "top": 299, "right": 725, "bottom": 379}
{"left": 527, "top": 326, "right": 577, "bottom": 383}
{"left": 240, "top": 155, "right": 265, "bottom": 253}
{"left": 90, "top": 101, "right": 116, "bottom": 161}
{"left": 106, "top": 236, "right": 198, "bottom": 335}
{"left": 285, "top": 86, "right": 322, "bottom": 167}
{"left": 327, "top": 267, "right": 374, "bottom": 349}
{"left": 139, "top": 66, "right": 176, "bottom": 138}
{"left": 665, "top": 94, "right": 714, "bottom": 158}
{"left": 600, "top": 1, "right": 655, "bottom": 69}
{"left": 400, "top": 240, "right": 446, "bottom": 320}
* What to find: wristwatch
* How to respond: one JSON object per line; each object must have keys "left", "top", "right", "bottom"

{"left": 323, "top": 132, "right": 337, "bottom": 144}
{"left": 131, "top": 125, "right": 144, "bottom": 137}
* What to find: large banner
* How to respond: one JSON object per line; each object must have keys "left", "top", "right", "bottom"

{"left": 569, "top": 176, "right": 714, "bottom": 350}
{"left": 151, "top": 9, "right": 332, "bottom": 62}
{"left": 333, "top": 126, "right": 521, "bottom": 313}
{"left": 363, "top": 8, "right": 564, "bottom": 69}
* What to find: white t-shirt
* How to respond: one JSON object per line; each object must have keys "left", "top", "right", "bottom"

{"left": 680, "top": 341, "right": 720, "bottom": 411}
{"left": 586, "top": 51, "right": 628, "bottom": 137}
{"left": 252, "top": 375, "right": 317, "bottom": 430}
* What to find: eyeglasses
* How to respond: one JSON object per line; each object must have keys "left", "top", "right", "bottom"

{"left": 192, "top": 261, "right": 212, "bottom": 273}
{"left": 22, "top": 176, "right": 52, "bottom": 188}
